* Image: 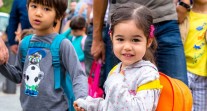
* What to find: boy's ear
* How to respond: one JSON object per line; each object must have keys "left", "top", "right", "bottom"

{"left": 147, "top": 38, "right": 153, "bottom": 48}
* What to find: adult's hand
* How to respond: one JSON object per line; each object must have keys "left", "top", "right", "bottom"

{"left": 91, "top": 38, "right": 105, "bottom": 63}
{"left": 92, "top": 0, "right": 108, "bottom": 63}
{"left": 10, "top": 44, "right": 18, "bottom": 54}
{"left": 0, "top": 38, "right": 9, "bottom": 64}
{"left": 176, "top": 5, "right": 188, "bottom": 24}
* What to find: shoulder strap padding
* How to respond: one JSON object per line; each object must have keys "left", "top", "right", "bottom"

{"left": 50, "top": 34, "right": 66, "bottom": 89}
{"left": 20, "top": 34, "right": 33, "bottom": 64}
{"left": 137, "top": 79, "right": 163, "bottom": 92}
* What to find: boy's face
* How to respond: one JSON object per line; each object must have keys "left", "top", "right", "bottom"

{"left": 28, "top": 2, "right": 56, "bottom": 35}
{"left": 71, "top": 29, "right": 85, "bottom": 36}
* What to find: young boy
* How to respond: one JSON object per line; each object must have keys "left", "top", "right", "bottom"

{"left": 62, "top": 16, "right": 87, "bottom": 71}
{"left": 0, "top": 0, "right": 88, "bottom": 110}
{"left": 179, "top": 0, "right": 207, "bottom": 110}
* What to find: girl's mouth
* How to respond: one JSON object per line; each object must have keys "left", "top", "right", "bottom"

{"left": 123, "top": 54, "right": 134, "bottom": 57}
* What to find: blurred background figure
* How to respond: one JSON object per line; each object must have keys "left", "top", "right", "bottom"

{"left": 61, "top": 0, "right": 77, "bottom": 32}
{"left": 0, "top": 0, "right": 3, "bottom": 7}
{"left": 67, "top": 1, "right": 77, "bottom": 21}
{"left": 62, "top": 0, "right": 88, "bottom": 32}
{"left": 62, "top": 16, "right": 87, "bottom": 71}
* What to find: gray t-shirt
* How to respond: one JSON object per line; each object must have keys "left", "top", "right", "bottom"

{"left": 0, "top": 33, "right": 88, "bottom": 111}
{"left": 109, "top": 0, "right": 177, "bottom": 23}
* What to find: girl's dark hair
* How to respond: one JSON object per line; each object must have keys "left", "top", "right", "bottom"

{"left": 27, "top": 0, "right": 68, "bottom": 20}
{"left": 70, "top": 16, "right": 87, "bottom": 30}
{"left": 110, "top": 3, "right": 157, "bottom": 65}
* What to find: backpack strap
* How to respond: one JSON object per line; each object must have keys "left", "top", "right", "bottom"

{"left": 50, "top": 34, "right": 66, "bottom": 89}
{"left": 136, "top": 80, "right": 163, "bottom": 92}
{"left": 20, "top": 34, "right": 33, "bottom": 64}
{"left": 29, "top": 42, "right": 50, "bottom": 49}
{"left": 20, "top": 34, "right": 51, "bottom": 63}
{"left": 61, "top": 28, "right": 72, "bottom": 41}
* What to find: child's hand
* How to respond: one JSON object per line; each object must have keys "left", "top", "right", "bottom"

{"left": 73, "top": 101, "right": 85, "bottom": 111}
{"left": 0, "top": 38, "right": 9, "bottom": 64}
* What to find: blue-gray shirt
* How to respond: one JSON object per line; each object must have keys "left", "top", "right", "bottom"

{"left": 0, "top": 33, "right": 88, "bottom": 111}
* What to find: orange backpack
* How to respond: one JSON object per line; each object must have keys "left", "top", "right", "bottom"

{"left": 109, "top": 66, "right": 193, "bottom": 111}
{"left": 156, "top": 72, "right": 193, "bottom": 111}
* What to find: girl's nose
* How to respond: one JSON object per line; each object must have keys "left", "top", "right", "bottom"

{"left": 123, "top": 42, "right": 132, "bottom": 51}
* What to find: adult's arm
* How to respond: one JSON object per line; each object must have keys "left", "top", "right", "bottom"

{"left": 91, "top": 0, "right": 108, "bottom": 62}
{"left": 176, "top": 0, "right": 191, "bottom": 24}
{"left": 6, "top": 0, "right": 20, "bottom": 54}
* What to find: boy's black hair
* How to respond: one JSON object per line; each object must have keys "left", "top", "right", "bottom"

{"left": 27, "top": 0, "right": 68, "bottom": 20}
{"left": 70, "top": 16, "right": 87, "bottom": 30}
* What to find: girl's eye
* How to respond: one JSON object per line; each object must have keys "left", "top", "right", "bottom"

{"left": 116, "top": 38, "right": 124, "bottom": 41}
{"left": 132, "top": 39, "right": 140, "bottom": 42}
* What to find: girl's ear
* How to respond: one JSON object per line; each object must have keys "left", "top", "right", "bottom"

{"left": 147, "top": 38, "right": 153, "bottom": 48}
{"left": 83, "top": 27, "right": 86, "bottom": 32}
{"left": 109, "top": 31, "right": 113, "bottom": 41}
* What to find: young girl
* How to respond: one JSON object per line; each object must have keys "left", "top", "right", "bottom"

{"left": 73, "top": 3, "right": 162, "bottom": 111}
{"left": 179, "top": 0, "right": 207, "bottom": 110}
{"left": 62, "top": 16, "right": 87, "bottom": 70}
{"left": 0, "top": 0, "right": 88, "bottom": 110}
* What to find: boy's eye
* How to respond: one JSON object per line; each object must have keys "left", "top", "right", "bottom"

{"left": 132, "top": 39, "right": 140, "bottom": 42}
{"left": 44, "top": 7, "right": 50, "bottom": 11}
{"left": 30, "top": 4, "right": 37, "bottom": 8}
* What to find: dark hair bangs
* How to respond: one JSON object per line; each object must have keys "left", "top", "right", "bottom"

{"left": 27, "top": 0, "right": 54, "bottom": 8}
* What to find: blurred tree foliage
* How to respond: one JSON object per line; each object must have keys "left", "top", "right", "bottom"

{"left": 0, "top": 0, "right": 80, "bottom": 14}
{"left": 0, "top": 0, "right": 13, "bottom": 14}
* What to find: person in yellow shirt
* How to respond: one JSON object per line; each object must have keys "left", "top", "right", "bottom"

{"left": 179, "top": 0, "right": 207, "bottom": 110}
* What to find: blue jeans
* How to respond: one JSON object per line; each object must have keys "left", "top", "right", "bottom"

{"left": 154, "top": 20, "right": 188, "bottom": 85}
{"left": 104, "top": 24, "right": 120, "bottom": 78}
{"left": 84, "top": 24, "right": 119, "bottom": 87}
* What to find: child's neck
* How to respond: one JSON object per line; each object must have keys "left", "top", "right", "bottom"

{"left": 34, "top": 28, "right": 55, "bottom": 36}
{"left": 192, "top": 3, "right": 207, "bottom": 14}
{"left": 82, "top": 33, "right": 87, "bottom": 37}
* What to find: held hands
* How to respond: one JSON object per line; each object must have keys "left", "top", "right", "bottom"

{"left": 0, "top": 38, "right": 9, "bottom": 64}
{"left": 73, "top": 102, "right": 85, "bottom": 111}
{"left": 73, "top": 98, "right": 87, "bottom": 111}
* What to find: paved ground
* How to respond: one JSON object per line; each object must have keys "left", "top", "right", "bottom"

{"left": 0, "top": 74, "right": 22, "bottom": 111}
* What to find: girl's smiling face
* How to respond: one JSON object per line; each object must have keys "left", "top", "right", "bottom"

{"left": 111, "top": 20, "right": 152, "bottom": 68}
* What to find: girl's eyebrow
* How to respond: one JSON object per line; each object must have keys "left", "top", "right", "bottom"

{"left": 114, "top": 34, "right": 142, "bottom": 38}
{"left": 114, "top": 35, "right": 124, "bottom": 37}
{"left": 132, "top": 35, "right": 142, "bottom": 38}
